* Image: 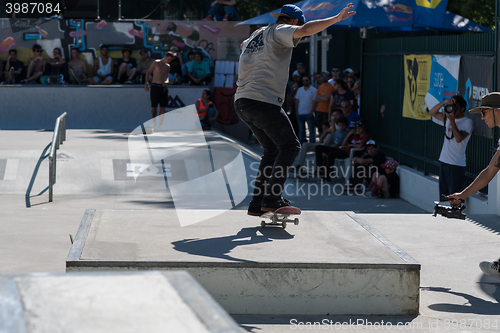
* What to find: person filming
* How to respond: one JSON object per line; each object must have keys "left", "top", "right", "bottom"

{"left": 429, "top": 95, "right": 473, "bottom": 199}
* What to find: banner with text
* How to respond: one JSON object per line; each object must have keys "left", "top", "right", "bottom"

{"left": 403, "top": 54, "right": 432, "bottom": 120}
{"left": 458, "top": 56, "right": 494, "bottom": 139}
{"left": 425, "top": 55, "right": 461, "bottom": 113}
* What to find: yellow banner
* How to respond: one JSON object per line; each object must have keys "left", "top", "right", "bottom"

{"left": 403, "top": 54, "right": 432, "bottom": 120}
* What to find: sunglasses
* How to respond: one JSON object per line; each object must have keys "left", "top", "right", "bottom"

{"left": 480, "top": 108, "right": 489, "bottom": 117}
{"left": 34, "top": 50, "right": 41, "bottom": 53}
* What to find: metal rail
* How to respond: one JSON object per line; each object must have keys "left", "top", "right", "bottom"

{"left": 48, "top": 112, "right": 67, "bottom": 202}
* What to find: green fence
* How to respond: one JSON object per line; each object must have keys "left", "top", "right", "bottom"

{"left": 361, "top": 32, "right": 496, "bottom": 192}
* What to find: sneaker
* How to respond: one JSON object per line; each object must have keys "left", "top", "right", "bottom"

{"left": 479, "top": 259, "right": 500, "bottom": 278}
{"left": 261, "top": 197, "right": 291, "bottom": 212}
{"left": 223, "top": 15, "right": 229, "bottom": 21}
{"left": 247, "top": 201, "right": 264, "bottom": 216}
{"left": 203, "top": 15, "right": 212, "bottom": 21}
{"left": 125, "top": 80, "right": 132, "bottom": 84}
{"left": 21, "top": 79, "right": 28, "bottom": 84}
{"left": 362, "top": 192, "right": 378, "bottom": 199}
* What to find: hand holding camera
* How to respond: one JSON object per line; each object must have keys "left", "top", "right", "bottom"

{"left": 433, "top": 194, "right": 466, "bottom": 220}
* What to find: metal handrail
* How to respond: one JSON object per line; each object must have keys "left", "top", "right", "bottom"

{"left": 49, "top": 112, "right": 67, "bottom": 202}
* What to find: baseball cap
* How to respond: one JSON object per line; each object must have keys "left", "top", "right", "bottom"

{"left": 169, "top": 46, "right": 179, "bottom": 52}
{"left": 122, "top": 46, "right": 132, "bottom": 54}
{"left": 366, "top": 140, "right": 376, "bottom": 147}
{"left": 355, "top": 120, "right": 365, "bottom": 128}
{"left": 139, "top": 48, "right": 148, "bottom": 54}
{"left": 381, "top": 159, "right": 399, "bottom": 170}
{"left": 270, "top": 4, "right": 306, "bottom": 25}
{"left": 344, "top": 68, "right": 354, "bottom": 74}
{"left": 292, "top": 70, "right": 300, "bottom": 77}
{"left": 469, "top": 92, "right": 500, "bottom": 114}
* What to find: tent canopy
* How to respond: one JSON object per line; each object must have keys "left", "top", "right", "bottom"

{"left": 237, "top": 0, "right": 492, "bottom": 33}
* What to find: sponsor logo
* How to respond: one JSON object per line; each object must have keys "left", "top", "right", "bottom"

{"left": 465, "top": 77, "right": 489, "bottom": 110}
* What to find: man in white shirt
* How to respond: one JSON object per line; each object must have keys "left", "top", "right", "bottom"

{"left": 295, "top": 75, "right": 317, "bottom": 143}
{"left": 429, "top": 95, "right": 474, "bottom": 199}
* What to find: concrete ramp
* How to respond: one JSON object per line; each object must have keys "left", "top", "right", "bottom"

{"left": 0, "top": 271, "right": 241, "bottom": 333}
{"left": 67, "top": 209, "right": 420, "bottom": 316}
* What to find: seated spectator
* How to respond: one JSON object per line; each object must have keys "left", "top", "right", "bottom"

{"left": 314, "top": 72, "right": 334, "bottom": 136}
{"left": 68, "top": 48, "right": 88, "bottom": 84}
{"left": 351, "top": 140, "right": 386, "bottom": 187}
{"left": 295, "top": 75, "right": 317, "bottom": 144}
{"left": 182, "top": 50, "right": 195, "bottom": 77}
{"left": 204, "top": 0, "right": 238, "bottom": 21}
{"left": 340, "top": 100, "right": 361, "bottom": 132}
{"left": 117, "top": 46, "right": 137, "bottom": 84}
{"left": 3, "top": 49, "right": 24, "bottom": 84}
{"left": 47, "top": 47, "right": 67, "bottom": 83}
{"left": 352, "top": 80, "right": 361, "bottom": 112}
{"left": 365, "top": 159, "right": 400, "bottom": 198}
{"left": 329, "top": 78, "right": 354, "bottom": 115}
{"left": 330, "top": 108, "right": 342, "bottom": 134}
{"left": 196, "top": 89, "right": 218, "bottom": 130}
{"left": 168, "top": 46, "right": 183, "bottom": 85}
{"left": 185, "top": 52, "right": 212, "bottom": 86}
{"left": 295, "top": 116, "right": 349, "bottom": 175}
{"left": 136, "top": 48, "right": 154, "bottom": 84}
{"left": 315, "top": 120, "right": 370, "bottom": 182}
{"left": 88, "top": 44, "right": 114, "bottom": 85}
{"left": 22, "top": 44, "right": 47, "bottom": 84}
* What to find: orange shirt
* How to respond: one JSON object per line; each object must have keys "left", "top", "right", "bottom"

{"left": 315, "top": 83, "right": 334, "bottom": 113}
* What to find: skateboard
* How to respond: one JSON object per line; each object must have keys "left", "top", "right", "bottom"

{"left": 260, "top": 206, "right": 301, "bottom": 229}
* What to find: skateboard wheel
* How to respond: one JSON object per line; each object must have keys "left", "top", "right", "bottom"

{"left": 261, "top": 221, "right": 266, "bottom": 228}
{"left": 294, "top": 218, "right": 299, "bottom": 225}
{"left": 282, "top": 221, "right": 287, "bottom": 229}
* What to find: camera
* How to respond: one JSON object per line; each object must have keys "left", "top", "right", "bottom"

{"left": 443, "top": 104, "right": 457, "bottom": 114}
{"left": 433, "top": 195, "right": 466, "bottom": 220}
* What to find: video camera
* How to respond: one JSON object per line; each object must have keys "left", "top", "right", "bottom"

{"left": 443, "top": 104, "right": 457, "bottom": 114}
{"left": 433, "top": 195, "right": 466, "bottom": 220}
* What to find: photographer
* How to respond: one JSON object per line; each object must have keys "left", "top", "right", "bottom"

{"left": 449, "top": 92, "right": 500, "bottom": 278}
{"left": 429, "top": 95, "right": 473, "bottom": 199}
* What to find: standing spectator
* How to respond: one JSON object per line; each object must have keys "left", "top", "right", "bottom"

{"left": 345, "top": 75, "right": 356, "bottom": 90}
{"left": 168, "top": 46, "right": 183, "bottom": 84}
{"left": 343, "top": 68, "right": 354, "bottom": 77}
{"left": 196, "top": 89, "right": 218, "bottom": 130}
{"left": 295, "top": 75, "right": 317, "bottom": 144}
{"left": 328, "top": 67, "right": 340, "bottom": 86}
{"left": 67, "top": 48, "right": 87, "bottom": 84}
{"left": 204, "top": 0, "right": 238, "bottom": 21}
{"left": 88, "top": 44, "right": 114, "bottom": 85}
{"left": 289, "top": 71, "right": 302, "bottom": 135}
{"left": 292, "top": 62, "right": 306, "bottom": 78}
{"left": 136, "top": 49, "right": 154, "bottom": 84}
{"left": 340, "top": 100, "right": 361, "bottom": 131}
{"left": 351, "top": 140, "right": 386, "bottom": 187}
{"left": 117, "top": 46, "right": 137, "bottom": 84}
{"left": 329, "top": 78, "right": 354, "bottom": 116}
{"left": 22, "top": 44, "right": 47, "bottom": 84}
{"left": 429, "top": 95, "right": 473, "bottom": 199}
{"left": 4, "top": 49, "right": 24, "bottom": 84}
{"left": 182, "top": 50, "right": 195, "bottom": 77}
{"left": 144, "top": 52, "right": 173, "bottom": 128}
{"left": 314, "top": 72, "right": 334, "bottom": 136}
{"left": 186, "top": 52, "right": 212, "bottom": 86}
{"left": 47, "top": 47, "right": 67, "bottom": 83}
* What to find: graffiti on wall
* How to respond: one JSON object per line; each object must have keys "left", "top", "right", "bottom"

{"left": 0, "top": 18, "right": 248, "bottom": 73}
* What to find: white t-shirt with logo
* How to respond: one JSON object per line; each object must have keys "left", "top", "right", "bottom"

{"left": 436, "top": 116, "right": 474, "bottom": 167}
{"left": 295, "top": 86, "right": 317, "bottom": 115}
{"left": 235, "top": 24, "right": 300, "bottom": 106}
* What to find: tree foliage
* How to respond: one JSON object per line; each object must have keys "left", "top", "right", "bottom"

{"left": 447, "top": 0, "right": 495, "bottom": 30}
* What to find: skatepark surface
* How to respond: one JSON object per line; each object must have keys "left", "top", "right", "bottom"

{"left": 1, "top": 129, "right": 500, "bottom": 331}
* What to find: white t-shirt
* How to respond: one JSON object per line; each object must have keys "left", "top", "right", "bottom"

{"left": 436, "top": 116, "right": 474, "bottom": 167}
{"left": 235, "top": 24, "right": 301, "bottom": 106}
{"left": 295, "top": 86, "right": 317, "bottom": 115}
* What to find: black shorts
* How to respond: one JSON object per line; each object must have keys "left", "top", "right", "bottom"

{"left": 150, "top": 84, "right": 169, "bottom": 108}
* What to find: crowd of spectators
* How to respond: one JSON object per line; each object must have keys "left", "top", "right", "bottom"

{"left": 0, "top": 44, "right": 213, "bottom": 87}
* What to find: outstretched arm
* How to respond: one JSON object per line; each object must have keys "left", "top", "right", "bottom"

{"left": 293, "top": 3, "right": 355, "bottom": 39}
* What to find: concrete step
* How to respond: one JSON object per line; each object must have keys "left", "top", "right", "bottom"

{"left": 66, "top": 209, "right": 420, "bottom": 316}
{"left": 0, "top": 271, "right": 241, "bottom": 333}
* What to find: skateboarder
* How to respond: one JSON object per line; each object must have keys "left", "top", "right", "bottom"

{"left": 234, "top": 3, "right": 356, "bottom": 216}
{"left": 144, "top": 52, "right": 173, "bottom": 128}
{"left": 448, "top": 92, "right": 500, "bottom": 278}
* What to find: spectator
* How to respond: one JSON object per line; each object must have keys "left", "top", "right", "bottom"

{"left": 67, "top": 48, "right": 87, "bottom": 84}
{"left": 295, "top": 116, "right": 349, "bottom": 175}
{"left": 3, "top": 49, "right": 24, "bottom": 84}
{"left": 186, "top": 52, "right": 212, "bottom": 86}
{"left": 295, "top": 75, "right": 317, "bottom": 144}
{"left": 117, "top": 46, "right": 137, "bottom": 84}
{"left": 292, "top": 62, "right": 306, "bottom": 78}
{"left": 343, "top": 68, "right": 354, "bottom": 78}
{"left": 196, "top": 89, "right": 218, "bottom": 130}
{"left": 47, "top": 47, "right": 67, "bottom": 83}
{"left": 345, "top": 74, "right": 356, "bottom": 90}
{"left": 204, "top": 0, "right": 238, "bottom": 21}
{"left": 182, "top": 50, "right": 195, "bottom": 77}
{"left": 313, "top": 72, "right": 322, "bottom": 87}
{"left": 328, "top": 67, "right": 340, "bottom": 86}
{"left": 315, "top": 120, "right": 370, "bottom": 182}
{"left": 168, "top": 46, "right": 183, "bottom": 85}
{"left": 352, "top": 80, "right": 361, "bottom": 112}
{"left": 136, "top": 48, "right": 154, "bottom": 84}
{"left": 340, "top": 100, "right": 361, "bottom": 131}
{"left": 429, "top": 95, "right": 473, "bottom": 198}
{"left": 289, "top": 71, "right": 302, "bottom": 135}
{"left": 314, "top": 72, "right": 334, "bottom": 136}
{"left": 88, "top": 44, "right": 114, "bottom": 85}
{"left": 144, "top": 52, "right": 173, "bottom": 128}
{"left": 22, "top": 44, "right": 47, "bottom": 84}
{"left": 329, "top": 78, "right": 354, "bottom": 115}
{"left": 351, "top": 140, "right": 386, "bottom": 187}
{"left": 330, "top": 108, "right": 343, "bottom": 134}
{"left": 365, "top": 159, "right": 400, "bottom": 198}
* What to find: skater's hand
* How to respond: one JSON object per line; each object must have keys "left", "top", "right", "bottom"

{"left": 339, "top": 3, "right": 356, "bottom": 21}
{"left": 144, "top": 83, "right": 149, "bottom": 92}
{"left": 447, "top": 193, "right": 465, "bottom": 204}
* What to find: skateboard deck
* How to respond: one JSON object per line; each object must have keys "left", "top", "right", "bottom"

{"left": 260, "top": 206, "right": 301, "bottom": 229}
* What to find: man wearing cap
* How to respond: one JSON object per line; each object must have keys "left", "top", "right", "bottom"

{"left": 429, "top": 95, "right": 473, "bottom": 199}
{"left": 351, "top": 140, "right": 386, "bottom": 187}
{"left": 235, "top": 3, "right": 355, "bottom": 214}
{"left": 343, "top": 68, "right": 354, "bottom": 77}
{"left": 448, "top": 92, "right": 500, "bottom": 278}
{"left": 136, "top": 49, "right": 154, "bottom": 84}
{"left": 117, "top": 46, "right": 137, "bottom": 84}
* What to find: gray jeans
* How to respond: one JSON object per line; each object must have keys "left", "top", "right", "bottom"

{"left": 234, "top": 98, "right": 300, "bottom": 203}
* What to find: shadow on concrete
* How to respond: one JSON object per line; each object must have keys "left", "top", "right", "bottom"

{"left": 424, "top": 286, "right": 500, "bottom": 314}
{"left": 466, "top": 214, "right": 500, "bottom": 237}
{"left": 25, "top": 143, "right": 51, "bottom": 208}
{"left": 172, "top": 227, "right": 294, "bottom": 263}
